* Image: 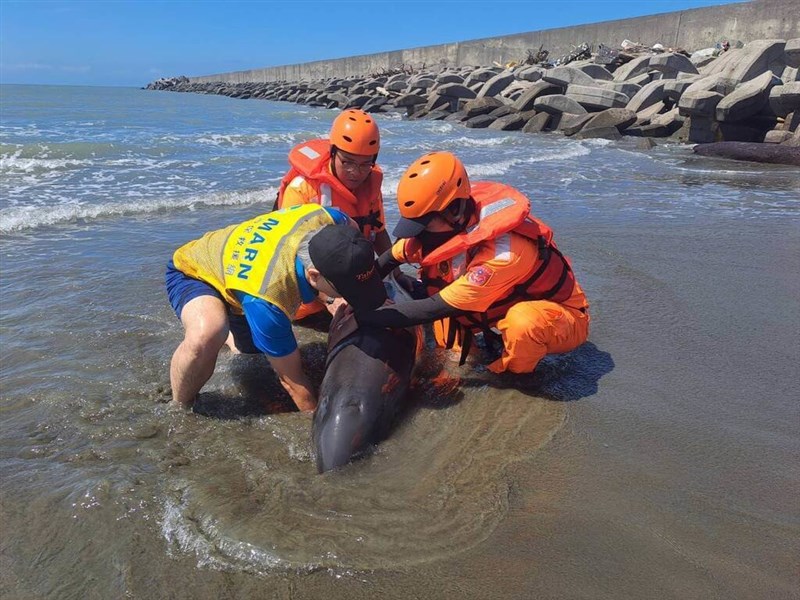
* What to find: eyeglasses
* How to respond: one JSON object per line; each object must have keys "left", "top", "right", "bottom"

{"left": 337, "top": 155, "right": 374, "bottom": 174}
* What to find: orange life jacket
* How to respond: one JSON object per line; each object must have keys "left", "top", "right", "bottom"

{"left": 275, "top": 139, "right": 384, "bottom": 241}
{"left": 414, "top": 181, "right": 576, "bottom": 333}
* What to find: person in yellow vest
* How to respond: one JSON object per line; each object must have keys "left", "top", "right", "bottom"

{"left": 165, "top": 204, "right": 386, "bottom": 412}
{"left": 275, "top": 109, "right": 393, "bottom": 320}
{"left": 354, "top": 151, "right": 590, "bottom": 374}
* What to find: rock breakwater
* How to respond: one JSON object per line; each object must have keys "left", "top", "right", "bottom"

{"left": 146, "top": 38, "right": 800, "bottom": 165}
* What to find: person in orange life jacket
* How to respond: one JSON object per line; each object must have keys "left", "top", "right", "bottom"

{"left": 165, "top": 208, "right": 386, "bottom": 413}
{"left": 354, "top": 151, "right": 590, "bottom": 375}
{"left": 275, "top": 109, "right": 398, "bottom": 319}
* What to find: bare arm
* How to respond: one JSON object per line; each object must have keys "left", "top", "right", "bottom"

{"left": 267, "top": 349, "right": 316, "bottom": 412}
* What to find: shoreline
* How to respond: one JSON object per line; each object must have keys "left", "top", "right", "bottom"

{"left": 146, "top": 38, "right": 800, "bottom": 165}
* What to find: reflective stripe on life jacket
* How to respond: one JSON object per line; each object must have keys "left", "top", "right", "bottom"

{"left": 276, "top": 138, "right": 384, "bottom": 240}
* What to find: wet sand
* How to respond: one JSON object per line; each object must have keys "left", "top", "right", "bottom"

{"left": 1, "top": 87, "right": 798, "bottom": 598}
{"left": 2, "top": 200, "right": 798, "bottom": 600}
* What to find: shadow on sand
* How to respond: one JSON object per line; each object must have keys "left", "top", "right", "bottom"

{"left": 190, "top": 338, "right": 614, "bottom": 420}
{"left": 485, "top": 341, "right": 615, "bottom": 402}
{"left": 412, "top": 341, "right": 615, "bottom": 410}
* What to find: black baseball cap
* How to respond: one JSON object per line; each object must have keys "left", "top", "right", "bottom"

{"left": 392, "top": 213, "right": 435, "bottom": 239}
{"left": 309, "top": 224, "right": 386, "bottom": 312}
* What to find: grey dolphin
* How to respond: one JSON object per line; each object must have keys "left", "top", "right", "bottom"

{"left": 312, "top": 276, "right": 419, "bottom": 473}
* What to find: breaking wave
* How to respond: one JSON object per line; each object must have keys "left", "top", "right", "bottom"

{"left": 0, "top": 187, "right": 278, "bottom": 233}
{"left": 195, "top": 131, "right": 317, "bottom": 147}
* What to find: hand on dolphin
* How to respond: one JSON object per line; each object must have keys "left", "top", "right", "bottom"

{"left": 329, "top": 303, "right": 359, "bottom": 344}
{"left": 313, "top": 276, "right": 421, "bottom": 473}
{"left": 325, "top": 296, "right": 348, "bottom": 316}
{"left": 330, "top": 274, "right": 426, "bottom": 338}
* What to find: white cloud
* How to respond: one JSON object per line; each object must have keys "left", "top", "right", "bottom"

{"left": 5, "top": 63, "right": 55, "bottom": 70}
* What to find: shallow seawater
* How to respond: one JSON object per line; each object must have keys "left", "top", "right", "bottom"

{"left": 1, "top": 84, "right": 798, "bottom": 599}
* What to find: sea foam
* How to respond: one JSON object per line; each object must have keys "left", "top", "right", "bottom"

{"left": 0, "top": 187, "right": 279, "bottom": 233}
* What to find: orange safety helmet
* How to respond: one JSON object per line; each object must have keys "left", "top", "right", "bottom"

{"left": 393, "top": 151, "right": 471, "bottom": 238}
{"left": 329, "top": 109, "right": 380, "bottom": 156}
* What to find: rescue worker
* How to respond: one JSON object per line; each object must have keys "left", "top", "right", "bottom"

{"left": 165, "top": 204, "right": 386, "bottom": 412}
{"left": 275, "top": 109, "right": 392, "bottom": 320}
{"left": 354, "top": 151, "right": 590, "bottom": 375}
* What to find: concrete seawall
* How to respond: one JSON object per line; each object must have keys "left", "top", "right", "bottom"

{"left": 188, "top": 0, "right": 799, "bottom": 84}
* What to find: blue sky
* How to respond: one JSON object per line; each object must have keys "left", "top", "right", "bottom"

{"left": 1, "top": 0, "right": 744, "bottom": 87}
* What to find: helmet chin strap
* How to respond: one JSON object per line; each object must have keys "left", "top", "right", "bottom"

{"left": 446, "top": 198, "right": 471, "bottom": 232}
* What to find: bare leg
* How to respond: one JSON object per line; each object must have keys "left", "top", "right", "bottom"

{"left": 170, "top": 295, "right": 230, "bottom": 407}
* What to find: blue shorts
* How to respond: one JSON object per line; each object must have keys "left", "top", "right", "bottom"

{"left": 165, "top": 260, "right": 260, "bottom": 354}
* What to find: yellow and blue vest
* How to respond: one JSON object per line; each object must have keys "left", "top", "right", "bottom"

{"left": 172, "top": 204, "right": 335, "bottom": 317}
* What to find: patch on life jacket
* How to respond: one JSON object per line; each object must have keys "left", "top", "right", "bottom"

{"left": 467, "top": 265, "right": 493, "bottom": 286}
{"left": 438, "top": 262, "right": 450, "bottom": 276}
{"left": 298, "top": 145, "right": 321, "bottom": 160}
